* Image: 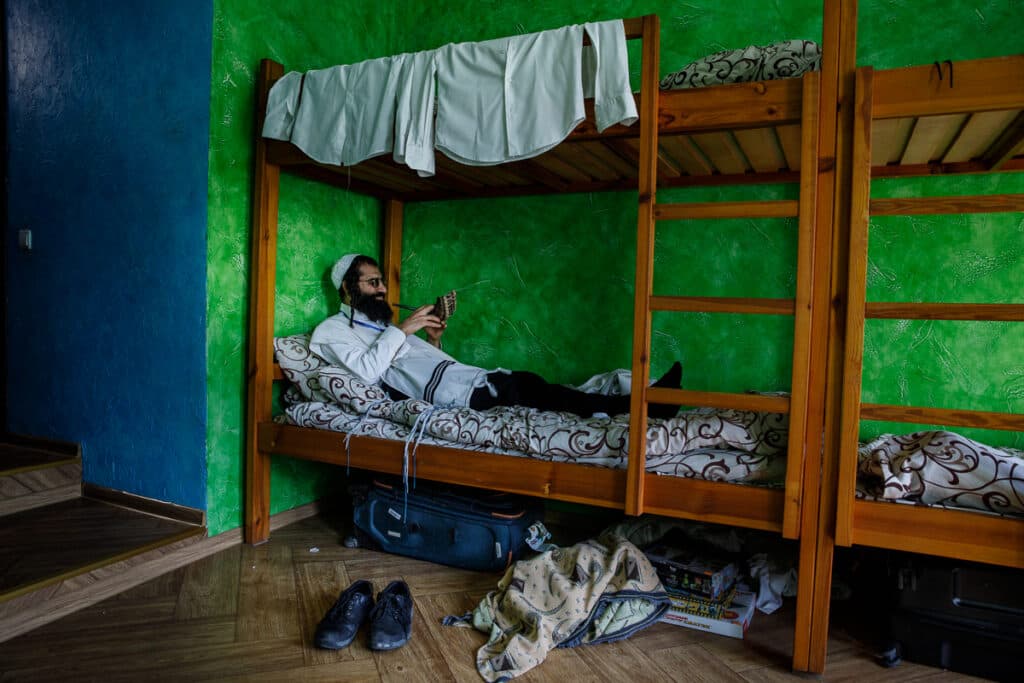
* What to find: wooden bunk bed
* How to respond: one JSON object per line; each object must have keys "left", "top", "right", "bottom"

{"left": 790, "top": 53, "right": 1024, "bottom": 674}
{"left": 835, "top": 56, "right": 1024, "bottom": 566}
{"left": 245, "top": 15, "right": 827, "bottom": 552}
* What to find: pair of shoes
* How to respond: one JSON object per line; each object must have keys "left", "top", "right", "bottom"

{"left": 314, "top": 579, "right": 413, "bottom": 651}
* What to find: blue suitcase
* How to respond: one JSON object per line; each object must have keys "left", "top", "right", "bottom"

{"left": 351, "top": 478, "right": 544, "bottom": 572}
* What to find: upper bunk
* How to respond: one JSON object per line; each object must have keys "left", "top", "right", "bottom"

{"left": 257, "top": 26, "right": 1023, "bottom": 202}
{"left": 865, "top": 55, "right": 1024, "bottom": 181}
{"left": 256, "top": 16, "right": 817, "bottom": 201}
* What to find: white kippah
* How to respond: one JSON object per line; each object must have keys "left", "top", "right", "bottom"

{"left": 330, "top": 254, "right": 361, "bottom": 291}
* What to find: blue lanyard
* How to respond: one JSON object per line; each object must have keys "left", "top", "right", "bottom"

{"left": 353, "top": 318, "right": 386, "bottom": 332}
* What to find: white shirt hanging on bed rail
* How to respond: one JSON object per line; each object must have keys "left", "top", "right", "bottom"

{"left": 262, "top": 19, "right": 635, "bottom": 175}
{"left": 434, "top": 19, "right": 637, "bottom": 166}
{"left": 262, "top": 50, "right": 437, "bottom": 175}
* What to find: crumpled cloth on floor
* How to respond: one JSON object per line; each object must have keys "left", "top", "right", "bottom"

{"left": 444, "top": 531, "right": 669, "bottom": 682}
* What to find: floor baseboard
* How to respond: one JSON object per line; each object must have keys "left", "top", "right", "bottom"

{"left": 82, "top": 483, "right": 205, "bottom": 527}
{"left": 0, "top": 500, "right": 321, "bottom": 643}
{"left": 2, "top": 432, "right": 81, "bottom": 458}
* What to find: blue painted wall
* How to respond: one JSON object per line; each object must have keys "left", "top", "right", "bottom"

{"left": 5, "top": 0, "right": 212, "bottom": 509}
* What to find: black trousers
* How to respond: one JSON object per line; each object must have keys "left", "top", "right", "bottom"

{"left": 468, "top": 371, "right": 630, "bottom": 418}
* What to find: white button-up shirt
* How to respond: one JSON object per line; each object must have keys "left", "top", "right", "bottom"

{"left": 310, "top": 305, "right": 488, "bottom": 407}
{"left": 434, "top": 19, "right": 637, "bottom": 166}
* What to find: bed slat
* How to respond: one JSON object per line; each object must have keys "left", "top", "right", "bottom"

{"left": 870, "top": 118, "right": 913, "bottom": 166}
{"left": 776, "top": 124, "right": 802, "bottom": 171}
{"left": 942, "top": 109, "right": 1022, "bottom": 163}
{"left": 658, "top": 135, "right": 714, "bottom": 177}
{"left": 689, "top": 131, "right": 750, "bottom": 175}
{"left": 733, "top": 127, "right": 788, "bottom": 173}
{"left": 899, "top": 114, "right": 968, "bottom": 165}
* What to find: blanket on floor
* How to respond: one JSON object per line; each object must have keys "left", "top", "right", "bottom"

{"left": 445, "top": 532, "right": 669, "bottom": 682}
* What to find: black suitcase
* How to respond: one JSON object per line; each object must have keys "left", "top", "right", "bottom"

{"left": 350, "top": 478, "right": 544, "bottom": 572}
{"left": 885, "top": 557, "right": 1024, "bottom": 682}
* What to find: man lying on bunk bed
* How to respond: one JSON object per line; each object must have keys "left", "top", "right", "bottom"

{"left": 310, "top": 254, "right": 682, "bottom": 419}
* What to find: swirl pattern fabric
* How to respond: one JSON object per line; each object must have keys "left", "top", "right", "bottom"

{"left": 660, "top": 40, "right": 821, "bottom": 91}
{"left": 275, "top": 334, "right": 786, "bottom": 483}
{"left": 857, "top": 431, "right": 1024, "bottom": 517}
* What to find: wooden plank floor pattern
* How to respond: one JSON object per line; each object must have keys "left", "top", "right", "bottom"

{"left": 0, "top": 514, "right": 989, "bottom": 682}
{"left": 0, "top": 498, "right": 203, "bottom": 596}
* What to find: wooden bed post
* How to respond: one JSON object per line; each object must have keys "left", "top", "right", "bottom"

{"left": 382, "top": 199, "right": 404, "bottom": 309}
{"left": 245, "top": 59, "right": 284, "bottom": 545}
{"left": 625, "top": 14, "right": 660, "bottom": 517}
{"left": 791, "top": 0, "right": 859, "bottom": 673}
{"left": 781, "top": 70, "right": 821, "bottom": 541}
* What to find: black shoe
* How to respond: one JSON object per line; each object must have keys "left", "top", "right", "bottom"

{"left": 314, "top": 579, "right": 374, "bottom": 650}
{"left": 368, "top": 580, "right": 413, "bottom": 651}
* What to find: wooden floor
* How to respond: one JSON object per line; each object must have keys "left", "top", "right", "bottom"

{"left": 0, "top": 442, "right": 77, "bottom": 472}
{"left": 0, "top": 513, "right": 989, "bottom": 682}
{"left": 0, "top": 497, "right": 202, "bottom": 597}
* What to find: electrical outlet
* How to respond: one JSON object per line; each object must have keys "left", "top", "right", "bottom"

{"left": 18, "top": 229, "right": 33, "bottom": 251}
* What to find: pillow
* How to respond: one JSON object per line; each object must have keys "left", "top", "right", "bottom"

{"left": 318, "top": 365, "right": 391, "bottom": 413}
{"left": 660, "top": 40, "right": 821, "bottom": 91}
{"left": 273, "top": 334, "right": 331, "bottom": 403}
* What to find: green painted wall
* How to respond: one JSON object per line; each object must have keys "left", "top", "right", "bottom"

{"left": 205, "top": 0, "right": 1022, "bottom": 534}
{"left": 206, "top": 0, "right": 400, "bottom": 534}
{"left": 856, "top": 1, "right": 1024, "bottom": 448}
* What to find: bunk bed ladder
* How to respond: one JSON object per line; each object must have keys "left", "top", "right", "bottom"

{"left": 626, "top": 65, "right": 821, "bottom": 538}
{"left": 624, "top": 14, "right": 661, "bottom": 518}
{"left": 835, "top": 65, "right": 1024, "bottom": 564}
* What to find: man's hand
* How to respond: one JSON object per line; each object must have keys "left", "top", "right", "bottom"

{"left": 424, "top": 318, "right": 446, "bottom": 348}
{"left": 397, "top": 304, "right": 445, "bottom": 345}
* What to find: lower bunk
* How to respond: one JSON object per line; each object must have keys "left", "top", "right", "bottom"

{"left": 250, "top": 334, "right": 1024, "bottom": 552}
{"left": 849, "top": 430, "right": 1024, "bottom": 568}
{"left": 256, "top": 333, "right": 792, "bottom": 535}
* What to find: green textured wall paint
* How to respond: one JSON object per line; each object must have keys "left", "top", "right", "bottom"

{"left": 206, "top": 0, "right": 396, "bottom": 535}
{"left": 858, "top": 0, "right": 1023, "bottom": 67}
{"left": 863, "top": 174, "right": 1024, "bottom": 448}
{"left": 855, "top": 0, "right": 1024, "bottom": 447}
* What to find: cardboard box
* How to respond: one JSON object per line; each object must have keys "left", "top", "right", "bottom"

{"left": 644, "top": 545, "right": 739, "bottom": 600}
{"left": 659, "top": 589, "right": 756, "bottom": 639}
{"left": 666, "top": 585, "right": 737, "bottom": 619}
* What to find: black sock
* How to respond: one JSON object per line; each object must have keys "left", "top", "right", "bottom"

{"left": 653, "top": 361, "right": 682, "bottom": 390}
{"left": 649, "top": 361, "right": 682, "bottom": 419}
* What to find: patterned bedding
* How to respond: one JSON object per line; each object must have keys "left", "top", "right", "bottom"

{"left": 856, "top": 431, "right": 1024, "bottom": 518}
{"left": 274, "top": 335, "right": 788, "bottom": 485}
{"left": 660, "top": 39, "right": 821, "bottom": 91}
{"left": 274, "top": 335, "right": 1024, "bottom": 516}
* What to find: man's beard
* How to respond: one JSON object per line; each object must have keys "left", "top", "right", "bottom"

{"left": 351, "top": 291, "right": 393, "bottom": 324}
